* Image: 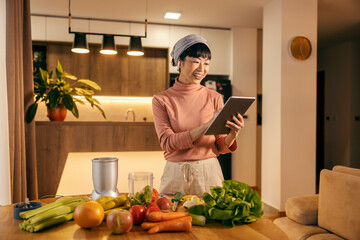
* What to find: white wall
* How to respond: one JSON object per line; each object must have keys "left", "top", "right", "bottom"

{"left": 318, "top": 41, "right": 360, "bottom": 169}
{"left": 262, "top": 0, "right": 282, "bottom": 209}
{"left": 262, "top": 0, "right": 317, "bottom": 211}
{"left": 231, "top": 28, "right": 258, "bottom": 186}
{"left": 0, "top": 0, "right": 12, "bottom": 205}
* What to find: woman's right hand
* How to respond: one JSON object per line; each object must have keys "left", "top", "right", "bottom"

{"left": 190, "top": 111, "right": 219, "bottom": 142}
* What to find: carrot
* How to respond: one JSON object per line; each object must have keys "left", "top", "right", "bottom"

{"left": 148, "top": 220, "right": 192, "bottom": 234}
{"left": 141, "top": 216, "right": 192, "bottom": 230}
{"left": 147, "top": 211, "right": 189, "bottom": 222}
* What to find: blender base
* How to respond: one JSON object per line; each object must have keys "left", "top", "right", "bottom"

{"left": 91, "top": 189, "right": 120, "bottom": 201}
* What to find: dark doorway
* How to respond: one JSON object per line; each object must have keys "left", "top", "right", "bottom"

{"left": 316, "top": 71, "right": 325, "bottom": 193}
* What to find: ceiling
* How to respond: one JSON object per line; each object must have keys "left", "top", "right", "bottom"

{"left": 30, "top": 0, "right": 360, "bottom": 49}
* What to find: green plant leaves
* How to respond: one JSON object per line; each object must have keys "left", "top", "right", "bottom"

{"left": 47, "top": 88, "right": 60, "bottom": 109}
{"left": 25, "top": 103, "right": 38, "bottom": 123}
{"left": 77, "top": 79, "right": 101, "bottom": 90}
{"left": 62, "top": 71, "right": 77, "bottom": 80}
{"left": 71, "top": 102, "right": 79, "bottom": 118}
{"left": 25, "top": 60, "right": 106, "bottom": 122}
{"left": 55, "top": 60, "right": 63, "bottom": 79}
{"left": 62, "top": 94, "right": 74, "bottom": 111}
{"left": 74, "top": 87, "right": 94, "bottom": 96}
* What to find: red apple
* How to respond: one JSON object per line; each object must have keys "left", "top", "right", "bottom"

{"left": 155, "top": 197, "right": 171, "bottom": 210}
{"left": 106, "top": 209, "right": 133, "bottom": 234}
{"left": 129, "top": 205, "right": 146, "bottom": 224}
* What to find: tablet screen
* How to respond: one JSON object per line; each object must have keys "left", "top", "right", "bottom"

{"left": 204, "top": 96, "right": 255, "bottom": 135}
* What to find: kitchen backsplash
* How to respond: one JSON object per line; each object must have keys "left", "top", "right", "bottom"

{"left": 34, "top": 97, "right": 154, "bottom": 122}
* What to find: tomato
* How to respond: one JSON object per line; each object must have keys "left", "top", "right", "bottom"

{"left": 145, "top": 206, "right": 161, "bottom": 222}
{"left": 74, "top": 201, "right": 104, "bottom": 228}
{"left": 129, "top": 205, "right": 146, "bottom": 224}
{"left": 146, "top": 202, "right": 160, "bottom": 211}
{"left": 151, "top": 188, "right": 159, "bottom": 203}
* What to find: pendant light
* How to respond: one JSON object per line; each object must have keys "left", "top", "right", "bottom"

{"left": 68, "top": 0, "right": 147, "bottom": 56}
{"left": 127, "top": 36, "right": 144, "bottom": 56}
{"left": 71, "top": 33, "right": 89, "bottom": 53}
{"left": 100, "top": 35, "right": 117, "bottom": 55}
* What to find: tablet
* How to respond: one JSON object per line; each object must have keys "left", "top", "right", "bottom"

{"left": 204, "top": 96, "right": 256, "bottom": 135}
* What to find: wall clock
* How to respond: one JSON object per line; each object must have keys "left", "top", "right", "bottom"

{"left": 289, "top": 36, "right": 312, "bottom": 61}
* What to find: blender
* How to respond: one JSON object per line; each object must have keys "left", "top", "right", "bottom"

{"left": 91, "top": 157, "right": 120, "bottom": 200}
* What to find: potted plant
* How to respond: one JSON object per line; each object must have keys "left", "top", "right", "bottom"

{"left": 26, "top": 60, "right": 106, "bottom": 123}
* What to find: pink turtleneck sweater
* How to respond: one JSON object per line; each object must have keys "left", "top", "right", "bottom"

{"left": 152, "top": 80, "right": 237, "bottom": 162}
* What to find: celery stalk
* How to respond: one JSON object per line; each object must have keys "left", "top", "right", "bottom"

{"left": 26, "top": 201, "right": 82, "bottom": 225}
{"left": 20, "top": 196, "right": 90, "bottom": 219}
{"left": 190, "top": 214, "right": 206, "bottom": 226}
{"left": 26, "top": 213, "right": 74, "bottom": 233}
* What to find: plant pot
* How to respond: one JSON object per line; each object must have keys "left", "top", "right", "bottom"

{"left": 47, "top": 104, "right": 67, "bottom": 121}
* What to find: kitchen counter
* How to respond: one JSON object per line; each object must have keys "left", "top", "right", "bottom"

{"left": 35, "top": 121, "right": 162, "bottom": 198}
{"left": 0, "top": 199, "right": 289, "bottom": 240}
{"left": 36, "top": 121, "right": 156, "bottom": 125}
{"left": 57, "top": 151, "right": 166, "bottom": 196}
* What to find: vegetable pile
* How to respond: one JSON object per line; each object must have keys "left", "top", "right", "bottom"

{"left": 19, "top": 196, "right": 91, "bottom": 232}
{"left": 130, "top": 185, "right": 153, "bottom": 206}
{"left": 188, "top": 180, "right": 264, "bottom": 227}
{"left": 141, "top": 211, "right": 192, "bottom": 234}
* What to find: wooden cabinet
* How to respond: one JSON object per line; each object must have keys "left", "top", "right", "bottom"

{"left": 37, "top": 42, "right": 169, "bottom": 96}
{"left": 35, "top": 121, "right": 162, "bottom": 198}
{"left": 31, "top": 16, "right": 232, "bottom": 76}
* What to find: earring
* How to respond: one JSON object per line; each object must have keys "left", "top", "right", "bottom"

{"left": 177, "top": 62, "right": 180, "bottom": 71}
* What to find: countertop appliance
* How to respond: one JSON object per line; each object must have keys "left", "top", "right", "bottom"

{"left": 91, "top": 157, "right": 120, "bottom": 200}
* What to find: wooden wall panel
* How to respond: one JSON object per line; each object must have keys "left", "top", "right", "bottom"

{"left": 34, "top": 42, "right": 169, "bottom": 96}
{"left": 89, "top": 45, "right": 129, "bottom": 96}
{"left": 36, "top": 122, "right": 162, "bottom": 198}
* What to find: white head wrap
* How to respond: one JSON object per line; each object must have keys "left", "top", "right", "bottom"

{"left": 170, "top": 34, "right": 210, "bottom": 66}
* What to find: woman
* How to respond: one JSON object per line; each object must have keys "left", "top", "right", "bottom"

{"left": 152, "top": 34, "right": 244, "bottom": 197}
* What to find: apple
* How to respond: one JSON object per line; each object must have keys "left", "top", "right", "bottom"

{"left": 155, "top": 197, "right": 172, "bottom": 210}
{"left": 129, "top": 205, "right": 146, "bottom": 224}
{"left": 106, "top": 209, "right": 133, "bottom": 234}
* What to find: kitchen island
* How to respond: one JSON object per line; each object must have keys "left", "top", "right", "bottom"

{"left": 36, "top": 121, "right": 161, "bottom": 198}
{"left": 57, "top": 151, "right": 166, "bottom": 196}
{"left": 0, "top": 200, "right": 289, "bottom": 240}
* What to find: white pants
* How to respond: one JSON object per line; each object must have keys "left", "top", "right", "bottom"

{"left": 159, "top": 157, "right": 224, "bottom": 197}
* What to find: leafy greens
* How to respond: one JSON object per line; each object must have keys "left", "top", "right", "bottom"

{"left": 188, "top": 180, "right": 264, "bottom": 227}
{"left": 130, "top": 185, "right": 152, "bottom": 206}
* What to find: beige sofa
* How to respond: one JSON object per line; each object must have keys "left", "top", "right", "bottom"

{"left": 274, "top": 166, "right": 360, "bottom": 240}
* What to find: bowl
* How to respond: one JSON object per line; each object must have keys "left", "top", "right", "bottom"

{"left": 13, "top": 202, "right": 42, "bottom": 219}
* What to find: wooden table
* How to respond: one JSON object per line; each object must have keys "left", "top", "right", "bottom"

{"left": 0, "top": 200, "right": 289, "bottom": 240}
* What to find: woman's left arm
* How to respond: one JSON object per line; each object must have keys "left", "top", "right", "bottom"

{"left": 224, "top": 113, "right": 245, "bottom": 147}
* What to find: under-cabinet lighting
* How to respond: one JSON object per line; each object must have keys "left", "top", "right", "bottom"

{"left": 164, "top": 12, "right": 181, "bottom": 20}
{"left": 73, "top": 96, "right": 153, "bottom": 100}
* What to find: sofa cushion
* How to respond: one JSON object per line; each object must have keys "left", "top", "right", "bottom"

{"left": 274, "top": 217, "right": 328, "bottom": 240}
{"left": 306, "top": 233, "right": 345, "bottom": 240}
{"left": 318, "top": 169, "right": 360, "bottom": 240}
{"left": 285, "top": 195, "right": 318, "bottom": 225}
{"left": 333, "top": 165, "right": 360, "bottom": 177}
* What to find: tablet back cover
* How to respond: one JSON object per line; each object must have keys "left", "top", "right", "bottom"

{"left": 204, "top": 96, "right": 255, "bottom": 135}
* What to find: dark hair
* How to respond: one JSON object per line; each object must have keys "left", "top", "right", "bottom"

{"left": 172, "top": 43, "right": 211, "bottom": 66}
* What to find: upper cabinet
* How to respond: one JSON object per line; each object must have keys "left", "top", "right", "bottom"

{"left": 200, "top": 28, "right": 231, "bottom": 76}
{"left": 31, "top": 16, "right": 231, "bottom": 84}
{"left": 37, "top": 42, "right": 168, "bottom": 96}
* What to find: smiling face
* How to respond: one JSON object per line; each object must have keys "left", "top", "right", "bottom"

{"left": 178, "top": 56, "right": 210, "bottom": 85}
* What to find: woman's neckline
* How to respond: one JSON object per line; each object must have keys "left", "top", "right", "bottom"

{"left": 172, "top": 78, "right": 204, "bottom": 91}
